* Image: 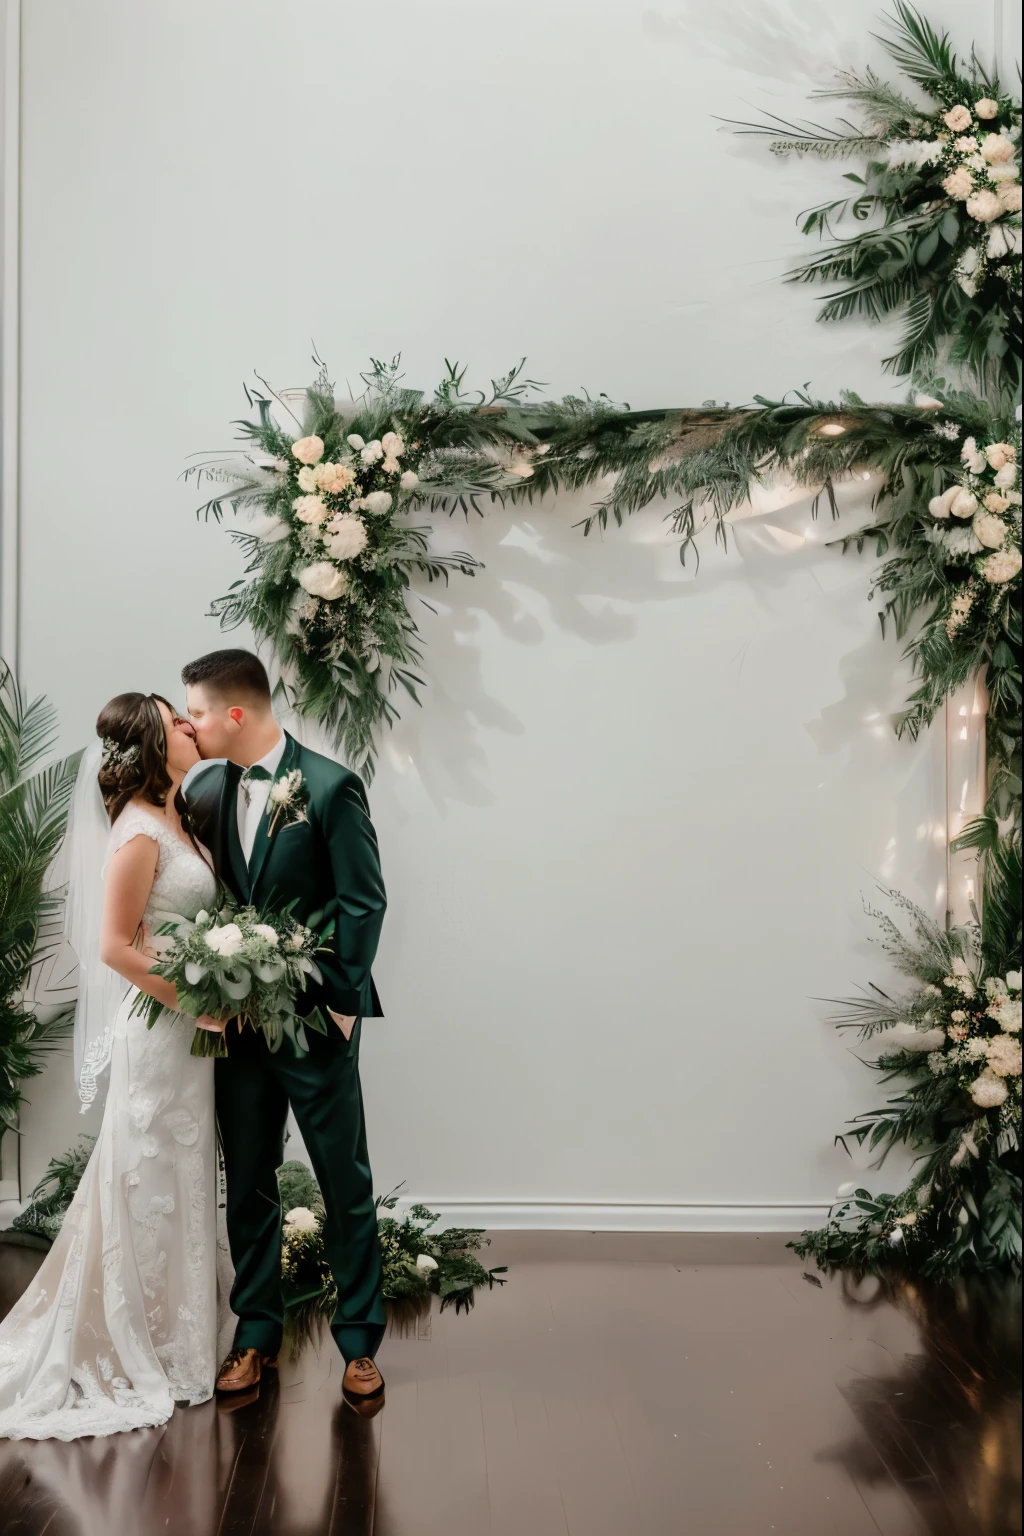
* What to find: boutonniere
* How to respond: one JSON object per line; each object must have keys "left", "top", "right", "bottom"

{"left": 266, "top": 768, "right": 309, "bottom": 836}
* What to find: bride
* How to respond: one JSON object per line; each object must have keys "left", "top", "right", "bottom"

{"left": 0, "top": 692, "right": 228, "bottom": 1440}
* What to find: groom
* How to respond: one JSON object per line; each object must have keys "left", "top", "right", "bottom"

{"left": 181, "top": 647, "right": 387, "bottom": 1412}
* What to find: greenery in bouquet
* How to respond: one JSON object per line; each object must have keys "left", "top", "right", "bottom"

{"left": 726, "top": 2, "right": 1022, "bottom": 389}
{"left": 792, "top": 836, "right": 1022, "bottom": 1279}
{"left": 135, "top": 901, "right": 328, "bottom": 1057}
{"left": 276, "top": 1161, "right": 507, "bottom": 1349}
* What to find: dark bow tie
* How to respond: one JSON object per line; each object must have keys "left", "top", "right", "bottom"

{"left": 240, "top": 764, "right": 272, "bottom": 805}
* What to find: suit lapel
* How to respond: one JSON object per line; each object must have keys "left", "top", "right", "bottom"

{"left": 246, "top": 733, "right": 299, "bottom": 904}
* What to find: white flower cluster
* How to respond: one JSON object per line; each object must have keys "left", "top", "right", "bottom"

{"left": 919, "top": 100, "right": 1024, "bottom": 295}
{"left": 257, "top": 424, "right": 425, "bottom": 660}
{"left": 925, "top": 964, "right": 1023, "bottom": 1111}
{"left": 927, "top": 430, "right": 1022, "bottom": 633}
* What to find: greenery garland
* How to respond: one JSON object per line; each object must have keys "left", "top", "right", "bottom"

{"left": 726, "top": 2, "right": 1022, "bottom": 390}
{"left": 791, "top": 836, "right": 1021, "bottom": 1278}
{"left": 0, "top": 664, "right": 80, "bottom": 1135}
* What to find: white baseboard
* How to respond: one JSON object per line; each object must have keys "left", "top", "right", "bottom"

{"left": 394, "top": 1199, "right": 831, "bottom": 1233}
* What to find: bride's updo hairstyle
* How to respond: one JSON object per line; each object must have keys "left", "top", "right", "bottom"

{"left": 95, "top": 692, "right": 175, "bottom": 825}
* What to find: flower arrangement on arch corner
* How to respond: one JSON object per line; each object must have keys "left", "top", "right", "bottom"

{"left": 726, "top": 2, "right": 1022, "bottom": 389}
{"left": 791, "top": 838, "right": 1022, "bottom": 1280}
{"left": 275, "top": 1161, "right": 508, "bottom": 1348}
{"left": 190, "top": 356, "right": 560, "bottom": 777}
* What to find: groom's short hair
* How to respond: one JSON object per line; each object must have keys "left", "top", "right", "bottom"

{"left": 181, "top": 649, "right": 272, "bottom": 704}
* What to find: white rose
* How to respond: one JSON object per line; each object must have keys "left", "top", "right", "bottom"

{"left": 346, "top": 434, "right": 365, "bottom": 450}
{"left": 985, "top": 441, "right": 1016, "bottom": 470}
{"left": 399, "top": 469, "right": 420, "bottom": 490}
{"left": 297, "top": 465, "right": 319, "bottom": 493}
{"left": 942, "top": 105, "right": 973, "bottom": 132}
{"left": 982, "top": 545, "right": 1022, "bottom": 585}
{"left": 252, "top": 923, "right": 279, "bottom": 947}
{"left": 966, "top": 188, "right": 1004, "bottom": 222}
{"left": 986, "top": 1034, "right": 1022, "bottom": 1076}
{"left": 970, "top": 1068, "right": 1009, "bottom": 1108}
{"left": 988, "top": 162, "right": 1021, "bottom": 184}
{"left": 415, "top": 1253, "right": 439, "bottom": 1273}
{"left": 980, "top": 132, "right": 1015, "bottom": 164}
{"left": 315, "top": 461, "right": 356, "bottom": 495}
{"left": 381, "top": 431, "right": 405, "bottom": 457}
{"left": 323, "top": 513, "right": 369, "bottom": 561}
{"left": 974, "top": 98, "right": 999, "bottom": 120}
{"left": 285, "top": 929, "right": 307, "bottom": 952}
{"left": 204, "top": 921, "right": 244, "bottom": 957}
{"left": 382, "top": 456, "right": 401, "bottom": 475}
{"left": 283, "top": 1206, "right": 319, "bottom": 1233}
{"left": 928, "top": 486, "right": 959, "bottom": 519}
{"left": 942, "top": 167, "right": 975, "bottom": 200}
{"left": 973, "top": 511, "right": 1007, "bottom": 549}
{"left": 949, "top": 488, "right": 979, "bottom": 518}
{"left": 993, "top": 464, "right": 1019, "bottom": 489}
{"left": 291, "top": 435, "right": 325, "bottom": 466}
{"left": 362, "top": 490, "right": 393, "bottom": 515}
{"left": 297, "top": 562, "right": 349, "bottom": 601}
{"left": 360, "top": 440, "right": 384, "bottom": 464}
{"left": 1006, "top": 971, "right": 1022, "bottom": 991}
{"left": 293, "top": 494, "right": 330, "bottom": 525}
{"left": 195, "top": 910, "right": 210, "bottom": 926}
{"left": 997, "top": 183, "right": 1022, "bottom": 214}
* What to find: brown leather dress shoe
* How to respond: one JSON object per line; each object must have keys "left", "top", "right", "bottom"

{"left": 216, "top": 1347, "right": 262, "bottom": 1392}
{"left": 341, "top": 1356, "right": 385, "bottom": 1419}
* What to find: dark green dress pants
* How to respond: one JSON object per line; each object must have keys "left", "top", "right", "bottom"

{"left": 215, "top": 1018, "right": 385, "bottom": 1363}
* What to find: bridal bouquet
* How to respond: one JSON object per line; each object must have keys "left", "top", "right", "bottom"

{"left": 134, "top": 901, "right": 331, "bottom": 1057}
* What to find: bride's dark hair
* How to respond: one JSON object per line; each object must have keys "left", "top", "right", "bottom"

{"left": 95, "top": 692, "right": 178, "bottom": 826}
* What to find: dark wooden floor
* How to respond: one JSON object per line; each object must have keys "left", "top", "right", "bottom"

{"left": 0, "top": 1232, "right": 1020, "bottom": 1535}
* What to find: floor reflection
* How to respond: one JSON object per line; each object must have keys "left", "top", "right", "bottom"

{"left": 824, "top": 1275, "right": 1022, "bottom": 1536}
{"left": 0, "top": 1236, "right": 1020, "bottom": 1535}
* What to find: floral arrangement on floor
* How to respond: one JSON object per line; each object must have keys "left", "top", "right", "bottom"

{"left": 6, "top": 1137, "right": 95, "bottom": 1243}
{"left": 134, "top": 900, "right": 329, "bottom": 1057}
{"left": 791, "top": 834, "right": 1022, "bottom": 1279}
{"left": 727, "top": 1, "right": 1022, "bottom": 389}
{"left": 0, "top": 663, "right": 81, "bottom": 1135}
{"left": 276, "top": 1160, "right": 507, "bottom": 1347}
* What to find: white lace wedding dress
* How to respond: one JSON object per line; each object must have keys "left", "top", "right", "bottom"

{"left": 0, "top": 807, "right": 222, "bottom": 1441}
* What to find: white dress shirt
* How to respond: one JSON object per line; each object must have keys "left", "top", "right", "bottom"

{"left": 237, "top": 732, "right": 286, "bottom": 865}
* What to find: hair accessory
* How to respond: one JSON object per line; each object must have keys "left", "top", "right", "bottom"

{"left": 100, "top": 736, "right": 141, "bottom": 773}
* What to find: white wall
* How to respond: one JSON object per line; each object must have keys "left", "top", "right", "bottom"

{"left": 7, "top": 0, "right": 1015, "bottom": 1221}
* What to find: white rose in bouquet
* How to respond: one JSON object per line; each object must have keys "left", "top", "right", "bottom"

{"left": 291, "top": 435, "right": 325, "bottom": 465}
{"left": 970, "top": 1068, "right": 1009, "bottom": 1108}
{"left": 293, "top": 494, "right": 330, "bottom": 525}
{"left": 360, "top": 440, "right": 384, "bottom": 464}
{"left": 297, "top": 465, "right": 319, "bottom": 493}
{"left": 252, "top": 924, "right": 280, "bottom": 947}
{"left": 960, "top": 437, "right": 988, "bottom": 473}
{"left": 324, "top": 513, "right": 369, "bottom": 560}
{"left": 950, "top": 488, "right": 979, "bottom": 518}
{"left": 381, "top": 431, "right": 405, "bottom": 457}
{"left": 399, "top": 469, "right": 419, "bottom": 490}
{"left": 986, "top": 1034, "right": 1022, "bottom": 1076}
{"left": 298, "top": 562, "right": 349, "bottom": 600}
{"left": 942, "top": 167, "right": 975, "bottom": 200}
{"left": 985, "top": 441, "right": 1016, "bottom": 470}
{"left": 982, "top": 547, "right": 1022, "bottom": 584}
{"left": 928, "top": 486, "right": 959, "bottom": 519}
{"left": 966, "top": 188, "right": 1003, "bottom": 222}
{"left": 997, "top": 183, "right": 1022, "bottom": 213}
{"left": 993, "top": 463, "right": 1019, "bottom": 488}
{"left": 362, "top": 490, "right": 393, "bottom": 515}
{"left": 980, "top": 132, "right": 1015, "bottom": 164}
{"left": 974, "top": 98, "right": 999, "bottom": 120}
{"left": 415, "top": 1253, "right": 439, "bottom": 1273}
{"left": 973, "top": 512, "right": 1007, "bottom": 549}
{"left": 205, "top": 922, "right": 244, "bottom": 957}
{"left": 943, "top": 105, "right": 973, "bottom": 132}
{"left": 346, "top": 434, "right": 365, "bottom": 450}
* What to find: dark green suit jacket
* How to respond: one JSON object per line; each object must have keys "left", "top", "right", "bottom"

{"left": 186, "top": 733, "right": 385, "bottom": 1020}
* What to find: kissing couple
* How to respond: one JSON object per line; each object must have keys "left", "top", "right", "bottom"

{"left": 0, "top": 648, "right": 388, "bottom": 1439}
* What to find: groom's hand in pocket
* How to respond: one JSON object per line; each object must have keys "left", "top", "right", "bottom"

{"left": 327, "top": 1008, "right": 357, "bottom": 1041}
